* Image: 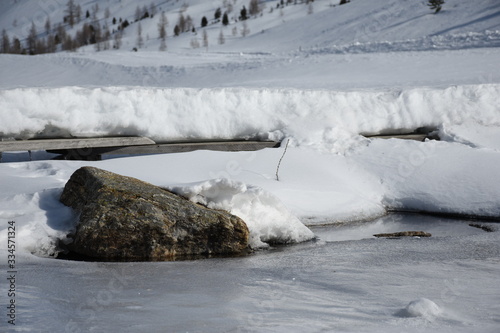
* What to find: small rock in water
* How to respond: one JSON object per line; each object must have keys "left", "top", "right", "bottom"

{"left": 373, "top": 231, "right": 431, "bottom": 238}
{"left": 469, "top": 223, "right": 496, "bottom": 232}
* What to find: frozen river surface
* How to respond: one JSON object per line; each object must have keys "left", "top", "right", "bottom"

{"left": 6, "top": 214, "right": 500, "bottom": 333}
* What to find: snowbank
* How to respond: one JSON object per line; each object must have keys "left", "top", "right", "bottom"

{"left": 168, "top": 179, "right": 315, "bottom": 248}
{"left": 397, "top": 298, "right": 443, "bottom": 320}
{"left": 439, "top": 121, "right": 500, "bottom": 151}
{"left": 353, "top": 138, "right": 500, "bottom": 218}
{"left": 1, "top": 84, "right": 499, "bottom": 153}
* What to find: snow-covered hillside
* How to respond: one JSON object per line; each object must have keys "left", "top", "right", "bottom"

{"left": 2, "top": 0, "right": 499, "bottom": 54}
{"left": 1, "top": 1, "right": 500, "bottom": 332}
{"left": 1, "top": 0, "right": 500, "bottom": 90}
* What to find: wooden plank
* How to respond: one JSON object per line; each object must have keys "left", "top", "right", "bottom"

{"left": 92, "top": 140, "right": 281, "bottom": 155}
{"left": 0, "top": 137, "right": 156, "bottom": 152}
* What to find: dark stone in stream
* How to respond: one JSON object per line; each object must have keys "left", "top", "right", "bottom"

{"left": 60, "top": 167, "right": 250, "bottom": 261}
{"left": 373, "top": 231, "right": 432, "bottom": 238}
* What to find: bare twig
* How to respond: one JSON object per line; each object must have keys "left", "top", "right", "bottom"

{"left": 275, "top": 139, "right": 290, "bottom": 181}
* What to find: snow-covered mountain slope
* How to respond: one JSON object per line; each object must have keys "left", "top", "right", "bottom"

{"left": 1, "top": 0, "right": 499, "bottom": 90}
{"left": 1, "top": 0, "right": 499, "bottom": 54}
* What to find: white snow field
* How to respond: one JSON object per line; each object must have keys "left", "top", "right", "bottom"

{"left": 1, "top": 0, "right": 500, "bottom": 332}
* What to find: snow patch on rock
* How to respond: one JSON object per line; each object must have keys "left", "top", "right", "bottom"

{"left": 168, "top": 179, "right": 315, "bottom": 249}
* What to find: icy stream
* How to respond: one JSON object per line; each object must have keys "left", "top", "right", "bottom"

{"left": 4, "top": 214, "right": 499, "bottom": 333}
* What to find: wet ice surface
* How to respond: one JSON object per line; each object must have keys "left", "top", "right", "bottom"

{"left": 6, "top": 214, "right": 500, "bottom": 333}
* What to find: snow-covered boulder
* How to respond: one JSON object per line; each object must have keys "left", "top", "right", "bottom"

{"left": 59, "top": 167, "right": 250, "bottom": 261}
{"left": 169, "top": 178, "right": 315, "bottom": 248}
{"left": 397, "top": 298, "right": 443, "bottom": 319}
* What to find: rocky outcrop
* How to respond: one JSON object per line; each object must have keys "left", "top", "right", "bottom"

{"left": 60, "top": 167, "right": 250, "bottom": 261}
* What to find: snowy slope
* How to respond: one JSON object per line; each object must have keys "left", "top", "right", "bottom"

{"left": 1, "top": 0, "right": 499, "bottom": 53}
{"left": 1, "top": 0, "right": 500, "bottom": 90}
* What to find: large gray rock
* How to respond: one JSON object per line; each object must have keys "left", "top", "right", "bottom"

{"left": 60, "top": 167, "right": 250, "bottom": 261}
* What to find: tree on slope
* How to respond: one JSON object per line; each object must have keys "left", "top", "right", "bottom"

{"left": 249, "top": 0, "right": 260, "bottom": 16}
{"left": 65, "top": 0, "right": 76, "bottom": 27}
{"left": 27, "top": 22, "right": 37, "bottom": 55}
{"left": 136, "top": 22, "right": 144, "bottom": 48}
{"left": 201, "top": 16, "right": 208, "bottom": 27}
{"left": 428, "top": 0, "right": 444, "bottom": 14}
{"left": 1, "top": 29, "right": 10, "bottom": 54}
{"left": 222, "top": 12, "right": 229, "bottom": 26}
{"left": 202, "top": 29, "right": 209, "bottom": 50}
{"left": 218, "top": 30, "right": 225, "bottom": 45}
{"left": 158, "top": 11, "right": 168, "bottom": 40}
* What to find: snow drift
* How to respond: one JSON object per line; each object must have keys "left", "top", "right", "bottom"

{"left": 1, "top": 84, "right": 499, "bottom": 153}
{"left": 169, "top": 179, "right": 315, "bottom": 249}
{"left": 397, "top": 298, "right": 443, "bottom": 320}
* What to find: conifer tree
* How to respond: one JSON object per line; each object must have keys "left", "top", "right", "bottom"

{"left": 65, "top": 0, "right": 76, "bottom": 27}
{"left": 45, "top": 17, "right": 51, "bottom": 34}
{"left": 142, "top": 5, "right": 149, "bottom": 19}
{"left": 135, "top": 5, "right": 142, "bottom": 21}
{"left": 35, "top": 37, "right": 47, "bottom": 54}
{"left": 91, "top": 3, "right": 99, "bottom": 21}
{"left": 113, "top": 30, "right": 123, "bottom": 49}
{"left": 102, "top": 26, "right": 111, "bottom": 50}
{"left": 56, "top": 23, "right": 67, "bottom": 45}
{"left": 46, "top": 34, "right": 56, "bottom": 53}
{"left": 150, "top": 2, "right": 157, "bottom": 18}
{"left": 75, "top": 4, "right": 82, "bottom": 23}
{"left": 160, "top": 37, "right": 167, "bottom": 51}
{"left": 27, "top": 22, "right": 37, "bottom": 54}
{"left": 1, "top": 29, "right": 10, "bottom": 54}
{"left": 185, "top": 15, "right": 193, "bottom": 32}
{"left": 241, "top": 21, "right": 250, "bottom": 37}
{"left": 240, "top": 6, "right": 248, "bottom": 20}
{"left": 201, "top": 16, "right": 208, "bottom": 28}
{"left": 249, "top": 0, "right": 260, "bottom": 16}
{"left": 215, "top": 8, "right": 222, "bottom": 20}
{"left": 178, "top": 13, "right": 186, "bottom": 32}
{"left": 158, "top": 11, "right": 168, "bottom": 40}
{"left": 222, "top": 13, "right": 229, "bottom": 26}
{"left": 11, "top": 38, "right": 22, "bottom": 54}
{"left": 428, "top": 0, "right": 444, "bottom": 14}
{"left": 218, "top": 30, "right": 225, "bottom": 44}
{"left": 136, "top": 22, "right": 144, "bottom": 48}
{"left": 202, "top": 29, "right": 208, "bottom": 50}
